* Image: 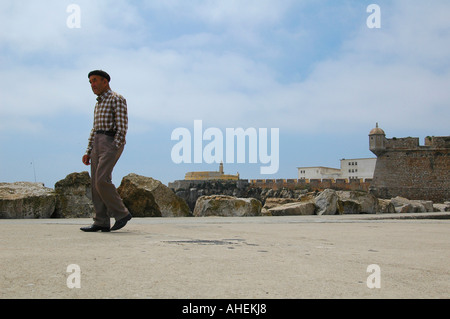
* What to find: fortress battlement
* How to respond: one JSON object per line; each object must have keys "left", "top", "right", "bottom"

{"left": 369, "top": 124, "right": 450, "bottom": 202}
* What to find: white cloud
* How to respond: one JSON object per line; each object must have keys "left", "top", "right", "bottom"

{"left": 142, "top": 0, "right": 297, "bottom": 26}
{"left": 0, "top": 65, "right": 91, "bottom": 117}
{"left": 193, "top": 0, "right": 294, "bottom": 27}
{"left": 0, "top": 1, "right": 67, "bottom": 52}
{"left": 1, "top": 0, "right": 450, "bottom": 188}
{"left": 343, "top": 0, "right": 450, "bottom": 69}
{"left": 1, "top": 0, "right": 449, "bottom": 137}
{"left": 0, "top": 0, "right": 146, "bottom": 55}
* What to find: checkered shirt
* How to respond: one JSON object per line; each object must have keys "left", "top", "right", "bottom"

{"left": 85, "top": 89, "right": 128, "bottom": 155}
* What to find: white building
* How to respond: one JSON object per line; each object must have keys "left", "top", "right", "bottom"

{"left": 297, "top": 166, "right": 341, "bottom": 180}
{"left": 298, "top": 158, "right": 376, "bottom": 181}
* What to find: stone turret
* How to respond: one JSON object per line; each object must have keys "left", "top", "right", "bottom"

{"left": 369, "top": 125, "right": 450, "bottom": 202}
{"left": 369, "top": 123, "right": 386, "bottom": 156}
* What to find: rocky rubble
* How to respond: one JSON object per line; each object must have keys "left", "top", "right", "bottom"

{"left": 0, "top": 173, "right": 449, "bottom": 219}
{"left": 267, "top": 201, "right": 316, "bottom": 216}
{"left": 117, "top": 173, "right": 191, "bottom": 217}
{"left": 193, "top": 195, "right": 262, "bottom": 217}
{"left": 0, "top": 182, "right": 56, "bottom": 218}
{"left": 53, "top": 172, "right": 94, "bottom": 218}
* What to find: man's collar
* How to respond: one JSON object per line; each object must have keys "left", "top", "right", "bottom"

{"left": 96, "top": 89, "right": 112, "bottom": 102}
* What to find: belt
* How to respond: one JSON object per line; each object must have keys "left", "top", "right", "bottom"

{"left": 96, "top": 130, "right": 116, "bottom": 137}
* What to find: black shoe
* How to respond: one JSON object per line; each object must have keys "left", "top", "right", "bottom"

{"left": 80, "top": 224, "right": 110, "bottom": 232}
{"left": 110, "top": 213, "right": 132, "bottom": 231}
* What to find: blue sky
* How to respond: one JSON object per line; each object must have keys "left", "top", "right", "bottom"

{"left": 1, "top": 0, "right": 449, "bottom": 188}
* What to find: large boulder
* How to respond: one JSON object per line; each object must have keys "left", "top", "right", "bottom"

{"left": 337, "top": 199, "right": 362, "bottom": 214}
{"left": 268, "top": 201, "right": 315, "bottom": 216}
{"left": 193, "top": 195, "right": 262, "bottom": 217}
{"left": 314, "top": 189, "right": 338, "bottom": 215}
{"left": 262, "top": 198, "right": 301, "bottom": 210}
{"left": 0, "top": 182, "right": 56, "bottom": 219}
{"left": 378, "top": 199, "right": 396, "bottom": 214}
{"left": 390, "top": 196, "right": 431, "bottom": 213}
{"left": 433, "top": 202, "right": 450, "bottom": 212}
{"left": 53, "top": 172, "right": 94, "bottom": 218}
{"left": 118, "top": 174, "right": 190, "bottom": 217}
{"left": 336, "top": 191, "right": 379, "bottom": 214}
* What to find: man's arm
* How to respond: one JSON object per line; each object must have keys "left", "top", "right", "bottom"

{"left": 86, "top": 128, "right": 95, "bottom": 154}
{"left": 83, "top": 128, "right": 95, "bottom": 165}
{"left": 113, "top": 96, "right": 128, "bottom": 149}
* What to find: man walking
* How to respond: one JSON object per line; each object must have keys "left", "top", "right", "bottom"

{"left": 80, "top": 70, "right": 132, "bottom": 232}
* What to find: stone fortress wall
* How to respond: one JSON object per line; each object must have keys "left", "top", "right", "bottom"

{"left": 369, "top": 125, "right": 450, "bottom": 203}
{"left": 168, "top": 177, "right": 372, "bottom": 193}
{"left": 169, "top": 124, "right": 450, "bottom": 204}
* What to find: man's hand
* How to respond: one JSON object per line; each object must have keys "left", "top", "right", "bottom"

{"left": 82, "top": 154, "right": 91, "bottom": 166}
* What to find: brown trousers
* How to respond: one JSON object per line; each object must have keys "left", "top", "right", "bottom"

{"left": 90, "top": 133, "right": 129, "bottom": 227}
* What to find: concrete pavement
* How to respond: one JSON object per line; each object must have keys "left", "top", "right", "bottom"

{"left": 0, "top": 213, "right": 449, "bottom": 299}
